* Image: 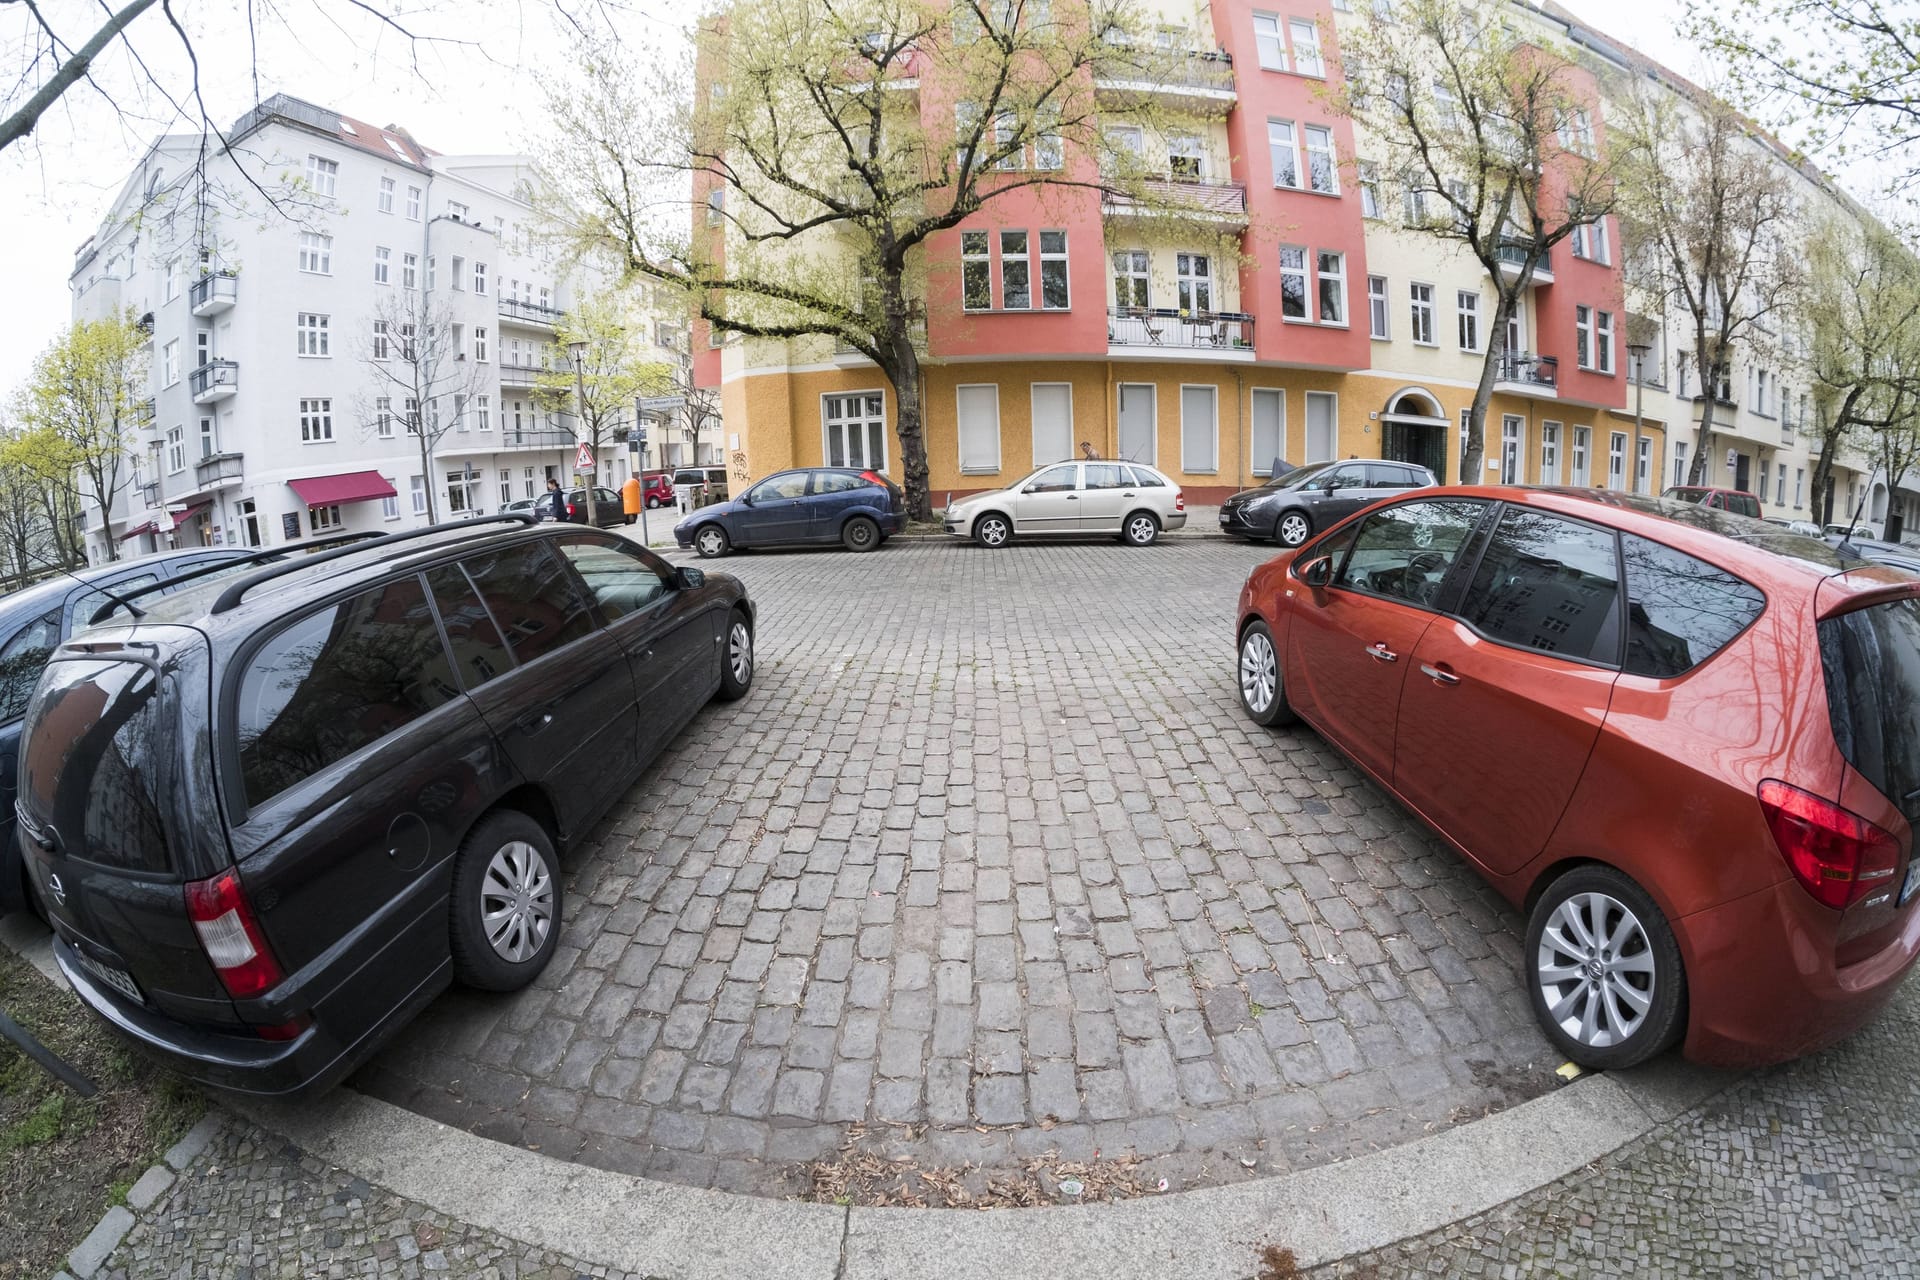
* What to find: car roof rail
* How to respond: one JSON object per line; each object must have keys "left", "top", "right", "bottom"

{"left": 209, "top": 512, "right": 538, "bottom": 616}
{"left": 86, "top": 533, "right": 379, "bottom": 626}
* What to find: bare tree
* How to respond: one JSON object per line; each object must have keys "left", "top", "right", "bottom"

{"left": 1332, "top": 0, "right": 1620, "bottom": 480}
{"left": 534, "top": 0, "right": 1214, "bottom": 521}
{"left": 1615, "top": 89, "right": 1802, "bottom": 486}
{"left": 356, "top": 289, "right": 490, "bottom": 524}
{"left": 17, "top": 310, "right": 149, "bottom": 561}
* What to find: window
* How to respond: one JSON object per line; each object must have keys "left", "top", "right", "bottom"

{"left": 1001, "top": 231, "right": 1031, "bottom": 310}
{"left": 373, "top": 320, "right": 390, "bottom": 361}
{"left": 1268, "top": 120, "right": 1299, "bottom": 188}
{"left": 1085, "top": 463, "right": 1132, "bottom": 490}
{"left": 1409, "top": 283, "right": 1435, "bottom": 345}
{"left": 306, "top": 155, "right": 338, "bottom": 197}
{"left": 1638, "top": 440, "right": 1655, "bottom": 495}
{"left": 447, "top": 200, "right": 469, "bottom": 222}
{"left": 962, "top": 231, "right": 991, "bottom": 310}
{"left": 1608, "top": 431, "right": 1627, "bottom": 491}
{"left": 1289, "top": 19, "right": 1324, "bottom": 76}
{"left": 1303, "top": 125, "right": 1337, "bottom": 194}
{"left": 299, "top": 398, "right": 333, "bottom": 443}
{"left": 1572, "top": 215, "right": 1610, "bottom": 265}
{"left": 1501, "top": 415, "right": 1523, "bottom": 485}
{"left": 410, "top": 475, "right": 427, "bottom": 514}
{"left": 234, "top": 576, "right": 457, "bottom": 808}
{"left": 1177, "top": 252, "right": 1212, "bottom": 312}
{"left": 452, "top": 394, "right": 469, "bottom": 432}
{"left": 1168, "top": 133, "right": 1204, "bottom": 181}
{"left": 1112, "top": 249, "right": 1149, "bottom": 309}
{"left": 957, "top": 384, "right": 1001, "bottom": 473}
{"left": 471, "top": 326, "right": 488, "bottom": 362}
{"left": 1253, "top": 12, "right": 1286, "bottom": 69}
{"left": 1775, "top": 461, "right": 1787, "bottom": 506}
{"left": 379, "top": 177, "right": 395, "bottom": 213}
{"left": 399, "top": 324, "right": 416, "bottom": 361}
{"left": 376, "top": 397, "right": 394, "bottom": 438}
{"left": 1402, "top": 174, "right": 1428, "bottom": 225}
{"left": 1359, "top": 163, "right": 1381, "bottom": 218}
{"left": 476, "top": 395, "right": 491, "bottom": 431}
{"left": 955, "top": 102, "right": 981, "bottom": 170}
{"left": 1026, "top": 464, "right": 1079, "bottom": 494}
{"left": 457, "top": 542, "right": 599, "bottom": 665}
{"left": 374, "top": 246, "right": 391, "bottom": 285}
{"left": 296, "top": 312, "right": 330, "bottom": 357}
{"left": 298, "top": 232, "right": 332, "bottom": 274}
{"left": 1795, "top": 468, "right": 1805, "bottom": 508}
{"left": 1034, "top": 114, "right": 1063, "bottom": 171}
{"left": 1576, "top": 305, "right": 1593, "bottom": 369}
{"left": 166, "top": 426, "right": 184, "bottom": 474}
{"left": 1596, "top": 310, "right": 1615, "bottom": 374}
{"left": 1572, "top": 425, "right": 1591, "bottom": 486}
{"left": 199, "top": 416, "right": 214, "bottom": 458}
{"left": 474, "top": 262, "right": 488, "bottom": 295}
{"left": 1367, "top": 276, "right": 1389, "bottom": 339}
{"left": 1180, "top": 385, "right": 1218, "bottom": 472}
{"left": 1674, "top": 442, "right": 1689, "bottom": 488}
{"left": 426, "top": 257, "right": 437, "bottom": 291}
{"left": 1562, "top": 108, "right": 1595, "bottom": 157}
{"left": 1039, "top": 231, "right": 1069, "bottom": 309}
{"left": 402, "top": 252, "right": 418, "bottom": 290}
{"left": 382, "top": 487, "right": 400, "bottom": 520}
{"left": 1280, "top": 247, "right": 1308, "bottom": 320}
{"left": 1118, "top": 383, "right": 1155, "bottom": 463}
{"left": 1316, "top": 251, "right": 1346, "bottom": 325}
{"left": 451, "top": 256, "right": 465, "bottom": 291}
{"left": 824, "top": 392, "right": 887, "bottom": 469}
{"left": 1334, "top": 500, "right": 1484, "bottom": 605}
{"left": 1456, "top": 290, "right": 1479, "bottom": 351}
{"left": 309, "top": 504, "right": 342, "bottom": 531}
{"left": 554, "top": 538, "right": 675, "bottom": 620}
{"left": 1252, "top": 388, "right": 1284, "bottom": 474}
{"left": 163, "top": 340, "right": 179, "bottom": 386}
{"left": 1621, "top": 536, "right": 1764, "bottom": 678}
{"left": 451, "top": 324, "right": 466, "bottom": 360}
{"left": 1459, "top": 509, "right": 1621, "bottom": 663}
{"left": 164, "top": 258, "right": 179, "bottom": 302}
{"left": 1540, "top": 421, "right": 1561, "bottom": 485}
{"left": 1031, "top": 383, "right": 1074, "bottom": 466}
{"left": 0, "top": 610, "right": 61, "bottom": 722}
{"left": 1304, "top": 390, "right": 1337, "bottom": 462}
{"left": 445, "top": 466, "right": 480, "bottom": 512}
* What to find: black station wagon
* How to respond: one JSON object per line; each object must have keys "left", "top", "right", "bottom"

{"left": 14, "top": 514, "right": 754, "bottom": 1094}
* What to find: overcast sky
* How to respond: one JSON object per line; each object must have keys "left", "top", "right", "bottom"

{"left": 0, "top": 0, "right": 1831, "bottom": 397}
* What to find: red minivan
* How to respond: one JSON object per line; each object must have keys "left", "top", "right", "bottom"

{"left": 1235, "top": 487, "right": 1920, "bottom": 1069}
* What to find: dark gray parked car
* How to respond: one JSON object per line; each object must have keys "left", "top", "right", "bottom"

{"left": 1219, "top": 460, "right": 1437, "bottom": 547}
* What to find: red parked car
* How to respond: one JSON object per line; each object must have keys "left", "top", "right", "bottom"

{"left": 1235, "top": 487, "right": 1920, "bottom": 1069}
{"left": 642, "top": 470, "right": 675, "bottom": 509}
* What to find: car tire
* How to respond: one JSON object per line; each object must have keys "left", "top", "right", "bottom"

{"left": 646, "top": 496, "right": 660, "bottom": 509}
{"left": 1122, "top": 511, "right": 1160, "bottom": 547}
{"left": 449, "top": 810, "right": 563, "bottom": 993}
{"left": 694, "top": 525, "right": 730, "bottom": 558}
{"left": 842, "top": 516, "right": 880, "bottom": 553}
{"left": 1276, "top": 510, "right": 1312, "bottom": 547}
{"left": 974, "top": 512, "right": 1012, "bottom": 548}
{"left": 717, "top": 609, "right": 754, "bottom": 701}
{"left": 1525, "top": 865, "right": 1687, "bottom": 1071}
{"left": 1237, "top": 620, "right": 1297, "bottom": 727}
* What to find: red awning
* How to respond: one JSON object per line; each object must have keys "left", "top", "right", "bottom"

{"left": 287, "top": 471, "right": 398, "bottom": 506}
{"left": 170, "top": 502, "right": 211, "bottom": 528}
{"left": 119, "top": 520, "right": 159, "bottom": 541}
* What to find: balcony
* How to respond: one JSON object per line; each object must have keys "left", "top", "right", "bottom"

{"left": 498, "top": 362, "right": 547, "bottom": 388}
{"left": 193, "top": 451, "right": 244, "bottom": 490}
{"left": 189, "top": 359, "right": 238, "bottom": 404}
{"left": 1493, "top": 239, "right": 1554, "bottom": 287}
{"left": 440, "top": 427, "right": 578, "bottom": 455}
{"left": 1094, "top": 49, "right": 1236, "bottom": 113}
{"left": 1495, "top": 352, "right": 1559, "bottom": 394}
{"left": 498, "top": 297, "right": 564, "bottom": 328}
{"left": 1108, "top": 306, "right": 1255, "bottom": 359}
{"left": 1102, "top": 177, "right": 1248, "bottom": 227}
{"left": 189, "top": 270, "right": 237, "bottom": 316}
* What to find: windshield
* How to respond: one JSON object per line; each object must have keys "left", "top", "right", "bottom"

{"left": 1266, "top": 460, "right": 1338, "bottom": 490}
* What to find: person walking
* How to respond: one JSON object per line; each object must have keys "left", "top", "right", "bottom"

{"left": 546, "top": 477, "right": 567, "bottom": 522}
{"left": 621, "top": 474, "right": 642, "bottom": 526}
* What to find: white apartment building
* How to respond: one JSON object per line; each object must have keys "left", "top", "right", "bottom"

{"left": 69, "top": 94, "right": 684, "bottom": 560}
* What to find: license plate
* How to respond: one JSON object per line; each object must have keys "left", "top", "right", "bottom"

{"left": 1901, "top": 860, "right": 1920, "bottom": 907}
{"left": 73, "top": 949, "right": 144, "bottom": 1005}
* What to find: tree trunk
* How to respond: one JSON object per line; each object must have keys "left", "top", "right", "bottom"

{"left": 1464, "top": 293, "right": 1517, "bottom": 485}
{"left": 583, "top": 423, "right": 602, "bottom": 527}
{"left": 418, "top": 434, "right": 439, "bottom": 523}
{"left": 886, "top": 332, "right": 931, "bottom": 523}
{"left": 1687, "top": 357, "right": 1720, "bottom": 486}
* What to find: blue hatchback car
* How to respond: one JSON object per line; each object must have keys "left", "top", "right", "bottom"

{"left": 675, "top": 467, "right": 906, "bottom": 558}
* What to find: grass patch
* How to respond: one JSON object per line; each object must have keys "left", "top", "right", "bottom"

{"left": 0, "top": 943, "right": 207, "bottom": 1280}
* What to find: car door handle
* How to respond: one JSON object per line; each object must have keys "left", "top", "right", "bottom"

{"left": 1364, "top": 642, "right": 1398, "bottom": 663}
{"left": 517, "top": 710, "right": 555, "bottom": 733}
{"left": 1420, "top": 663, "right": 1461, "bottom": 686}
{"left": 1122, "top": 491, "right": 1136, "bottom": 497}
{"left": 1065, "top": 495, "right": 1079, "bottom": 500}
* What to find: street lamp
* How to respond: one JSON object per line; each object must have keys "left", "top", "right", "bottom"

{"left": 569, "top": 339, "right": 597, "bottom": 526}
{"left": 1627, "top": 341, "right": 1651, "bottom": 496}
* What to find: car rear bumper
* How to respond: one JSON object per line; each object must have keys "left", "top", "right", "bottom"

{"left": 1679, "top": 879, "right": 1920, "bottom": 1067}
{"left": 1165, "top": 512, "right": 1187, "bottom": 531}
{"left": 880, "top": 511, "right": 907, "bottom": 535}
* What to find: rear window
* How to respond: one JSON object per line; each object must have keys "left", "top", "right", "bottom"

{"left": 0, "top": 607, "right": 62, "bottom": 722}
{"left": 1820, "top": 597, "right": 1920, "bottom": 823}
{"left": 1729, "top": 494, "right": 1761, "bottom": 518}
{"left": 1620, "top": 535, "right": 1766, "bottom": 678}
{"left": 21, "top": 659, "right": 177, "bottom": 873}
{"left": 235, "top": 575, "right": 459, "bottom": 809}
{"left": 813, "top": 471, "right": 868, "bottom": 494}
{"left": 1127, "top": 467, "right": 1166, "bottom": 488}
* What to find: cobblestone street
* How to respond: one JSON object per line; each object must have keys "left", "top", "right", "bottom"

{"left": 356, "top": 539, "right": 1561, "bottom": 1198}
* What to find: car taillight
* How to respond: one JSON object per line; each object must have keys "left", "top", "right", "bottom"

{"left": 1175, "top": 490, "right": 1186, "bottom": 512}
{"left": 566, "top": 502, "right": 577, "bottom": 516}
{"left": 1758, "top": 779, "right": 1902, "bottom": 911}
{"left": 860, "top": 470, "right": 885, "bottom": 487}
{"left": 184, "top": 869, "right": 286, "bottom": 999}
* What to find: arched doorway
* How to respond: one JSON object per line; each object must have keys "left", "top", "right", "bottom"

{"left": 1380, "top": 389, "right": 1452, "bottom": 483}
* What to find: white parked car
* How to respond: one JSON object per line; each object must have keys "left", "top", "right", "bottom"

{"left": 942, "top": 460, "right": 1187, "bottom": 548}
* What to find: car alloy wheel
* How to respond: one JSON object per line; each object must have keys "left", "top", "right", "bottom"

{"left": 1241, "top": 629, "right": 1277, "bottom": 713}
{"left": 1536, "top": 891, "right": 1655, "bottom": 1050}
{"left": 729, "top": 619, "right": 753, "bottom": 686}
{"left": 1125, "top": 513, "right": 1159, "bottom": 546}
{"left": 976, "top": 514, "right": 1010, "bottom": 548}
{"left": 480, "top": 839, "right": 554, "bottom": 964}
{"left": 696, "top": 526, "right": 728, "bottom": 558}
{"left": 1278, "top": 512, "right": 1311, "bottom": 547}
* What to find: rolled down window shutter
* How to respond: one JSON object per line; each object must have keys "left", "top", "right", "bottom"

{"left": 957, "top": 385, "right": 1000, "bottom": 473}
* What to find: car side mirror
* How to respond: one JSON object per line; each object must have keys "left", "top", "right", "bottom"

{"left": 675, "top": 566, "right": 705, "bottom": 590}
{"left": 1302, "top": 555, "right": 1333, "bottom": 589}
{"left": 738, "top": 492, "right": 754, "bottom": 506}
